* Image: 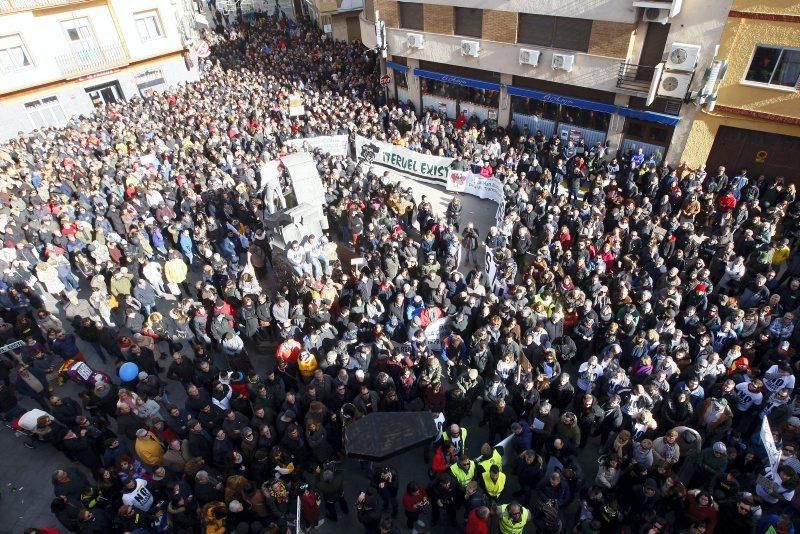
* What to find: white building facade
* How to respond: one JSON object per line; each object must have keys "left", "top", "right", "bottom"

{"left": 366, "top": 0, "right": 734, "bottom": 162}
{"left": 0, "top": 0, "right": 202, "bottom": 140}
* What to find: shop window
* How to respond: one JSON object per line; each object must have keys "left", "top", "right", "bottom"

{"left": 512, "top": 97, "right": 558, "bottom": 121}
{"left": 454, "top": 7, "right": 482, "bottom": 39}
{"left": 24, "top": 96, "right": 67, "bottom": 129}
{"left": 135, "top": 68, "right": 167, "bottom": 95}
{"left": 398, "top": 2, "right": 423, "bottom": 31}
{"left": 511, "top": 97, "right": 609, "bottom": 131}
{"left": 421, "top": 79, "right": 499, "bottom": 108}
{"left": 421, "top": 79, "right": 458, "bottom": 100}
{"left": 395, "top": 71, "right": 408, "bottom": 89}
{"left": 461, "top": 87, "right": 499, "bottom": 108}
{"left": 745, "top": 46, "right": 800, "bottom": 89}
{"left": 624, "top": 118, "right": 672, "bottom": 145}
{"left": 517, "top": 14, "right": 591, "bottom": 52}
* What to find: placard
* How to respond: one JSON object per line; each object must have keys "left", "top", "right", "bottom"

{"left": 288, "top": 94, "right": 305, "bottom": 116}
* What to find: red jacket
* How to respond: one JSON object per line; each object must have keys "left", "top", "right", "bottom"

{"left": 466, "top": 508, "right": 489, "bottom": 534}
{"left": 276, "top": 339, "right": 302, "bottom": 363}
{"left": 402, "top": 488, "right": 428, "bottom": 513}
{"left": 431, "top": 446, "right": 450, "bottom": 474}
{"left": 684, "top": 494, "right": 718, "bottom": 534}
{"left": 718, "top": 193, "right": 736, "bottom": 211}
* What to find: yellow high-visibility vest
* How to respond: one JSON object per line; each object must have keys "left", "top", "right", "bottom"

{"left": 498, "top": 504, "right": 530, "bottom": 534}
{"left": 478, "top": 449, "right": 502, "bottom": 473}
{"left": 442, "top": 428, "right": 468, "bottom": 453}
{"left": 482, "top": 471, "right": 506, "bottom": 499}
{"left": 449, "top": 461, "right": 476, "bottom": 488}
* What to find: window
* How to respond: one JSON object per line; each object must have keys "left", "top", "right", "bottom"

{"left": 24, "top": 97, "right": 67, "bottom": 129}
{"left": 135, "top": 10, "right": 164, "bottom": 42}
{"left": 517, "top": 14, "right": 553, "bottom": 48}
{"left": 135, "top": 68, "right": 167, "bottom": 95}
{"left": 511, "top": 96, "right": 609, "bottom": 131}
{"left": 553, "top": 17, "right": 592, "bottom": 52}
{"left": 398, "top": 2, "right": 423, "bottom": 31}
{"left": 745, "top": 46, "right": 800, "bottom": 89}
{"left": 0, "top": 34, "right": 32, "bottom": 73}
{"left": 625, "top": 118, "right": 672, "bottom": 145}
{"left": 517, "top": 14, "right": 591, "bottom": 52}
{"left": 454, "top": 7, "right": 482, "bottom": 39}
{"left": 62, "top": 18, "right": 95, "bottom": 47}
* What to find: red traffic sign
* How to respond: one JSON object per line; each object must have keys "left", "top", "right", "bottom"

{"left": 379, "top": 74, "right": 391, "bottom": 87}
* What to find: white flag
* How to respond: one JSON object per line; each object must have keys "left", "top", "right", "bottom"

{"left": 760, "top": 416, "right": 781, "bottom": 478}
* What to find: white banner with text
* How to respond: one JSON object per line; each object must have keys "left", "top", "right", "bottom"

{"left": 355, "top": 135, "right": 454, "bottom": 185}
{"left": 445, "top": 171, "right": 505, "bottom": 205}
{"left": 284, "top": 135, "right": 350, "bottom": 157}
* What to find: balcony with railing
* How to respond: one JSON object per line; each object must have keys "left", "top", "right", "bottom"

{"left": 55, "top": 42, "right": 130, "bottom": 79}
{"left": 0, "top": 0, "right": 95, "bottom": 14}
{"left": 616, "top": 62, "right": 659, "bottom": 96}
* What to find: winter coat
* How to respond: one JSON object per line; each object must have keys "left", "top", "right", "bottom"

{"left": 36, "top": 264, "right": 65, "bottom": 294}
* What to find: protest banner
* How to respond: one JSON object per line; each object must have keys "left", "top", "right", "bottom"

{"left": 445, "top": 170, "right": 505, "bottom": 205}
{"left": 355, "top": 135, "right": 453, "bottom": 186}
{"left": 284, "top": 135, "right": 349, "bottom": 157}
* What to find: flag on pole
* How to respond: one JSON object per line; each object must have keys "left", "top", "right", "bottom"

{"left": 760, "top": 416, "right": 781, "bottom": 478}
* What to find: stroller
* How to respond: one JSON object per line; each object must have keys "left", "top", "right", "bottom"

{"left": 8, "top": 408, "right": 51, "bottom": 449}
{"left": 58, "top": 358, "right": 112, "bottom": 386}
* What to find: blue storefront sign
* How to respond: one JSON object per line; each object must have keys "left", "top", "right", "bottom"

{"left": 507, "top": 86, "right": 618, "bottom": 115}
{"left": 413, "top": 68, "right": 502, "bottom": 92}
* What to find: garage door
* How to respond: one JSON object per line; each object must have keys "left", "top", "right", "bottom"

{"left": 708, "top": 126, "right": 800, "bottom": 184}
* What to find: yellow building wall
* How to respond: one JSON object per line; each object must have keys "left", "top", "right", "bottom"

{"left": 731, "top": 0, "right": 800, "bottom": 16}
{"left": 682, "top": 111, "right": 800, "bottom": 168}
{"left": 681, "top": 5, "right": 800, "bottom": 167}
{"left": 714, "top": 18, "right": 800, "bottom": 118}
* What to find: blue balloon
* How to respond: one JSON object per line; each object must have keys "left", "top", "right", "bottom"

{"left": 119, "top": 362, "right": 139, "bottom": 382}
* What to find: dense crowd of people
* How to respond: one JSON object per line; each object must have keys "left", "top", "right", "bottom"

{"left": 2, "top": 8, "right": 800, "bottom": 534}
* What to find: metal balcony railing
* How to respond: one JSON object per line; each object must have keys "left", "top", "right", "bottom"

{"left": 55, "top": 42, "right": 130, "bottom": 79}
{"left": 617, "top": 62, "right": 659, "bottom": 95}
{"left": 0, "top": 0, "right": 94, "bottom": 13}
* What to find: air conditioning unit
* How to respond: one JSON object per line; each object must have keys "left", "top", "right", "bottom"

{"left": 461, "top": 40, "right": 480, "bottom": 57}
{"left": 519, "top": 48, "right": 540, "bottom": 66}
{"left": 666, "top": 43, "right": 701, "bottom": 72}
{"left": 642, "top": 7, "right": 670, "bottom": 24}
{"left": 657, "top": 72, "right": 691, "bottom": 99}
{"left": 407, "top": 33, "right": 424, "bottom": 49}
{"left": 552, "top": 53, "right": 574, "bottom": 72}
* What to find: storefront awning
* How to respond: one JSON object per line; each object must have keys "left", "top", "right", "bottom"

{"left": 616, "top": 107, "right": 680, "bottom": 126}
{"left": 507, "top": 86, "right": 618, "bottom": 115}
{"left": 386, "top": 61, "right": 408, "bottom": 74}
{"left": 413, "top": 68, "right": 501, "bottom": 92}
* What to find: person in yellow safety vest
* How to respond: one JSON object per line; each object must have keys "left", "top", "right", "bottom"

{"left": 498, "top": 501, "right": 531, "bottom": 534}
{"left": 441, "top": 424, "right": 467, "bottom": 456}
{"left": 477, "top": 443, "right": 503, "bottom": 475}
{"left": 480, "top": 464, "right": 506, "bottom": 501}
{"left": 449, "top": 455, "right": 476, "bottom": 490}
